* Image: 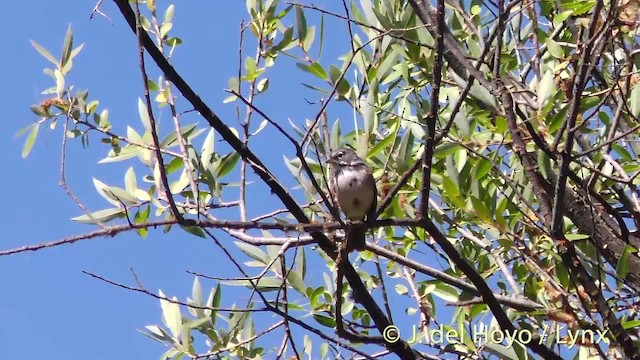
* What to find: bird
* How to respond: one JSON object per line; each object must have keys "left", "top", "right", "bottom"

{"left": 326, "top": 148, "right": 377, "bottom": 252}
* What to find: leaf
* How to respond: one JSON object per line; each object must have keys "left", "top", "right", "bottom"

{"left": 160, "top": 23, "right": 173, "bottom": 39}
{"left": 616, "top": 245, "right": 637, "bottom": 284}
{"left": 138, "top": 98, "right": 152, "bottom": 133}
{"left": 164, "top": 4, "right": 175, "bottom": 23}
{"left": 545, "top": 39, "right": 563, "bottom": 59}
{"left": 469, "top": 196, "right": 491, "bottom": 222}
{"left": 30, "top": 40, "right": 58, "bottom": 65}
{"left": 295, "top": 247, "right": 306, "bottom": 280}
{"left": 61, "top": 24, "right": 74, "bottom": 69}
{"left": 93, "top": 178, "right": 125, "bottom": 207}
{"left": 138, "top": 325, "right": 173, "bottom": 344}
{"left": 244, "top": 56, "right": 258, "bottom": 81}
{"left": 295, "top": 5, "right": 307, "bottom": 47}
{"left": 124, "top": 167, "right": 138, "bottom": 193}
{"left": 224, "top": 77, "right": 240, "bottom": 103}
{"left": 21, "top": 123, "right": 40, "bottom": 158}
{"left": 215, "top": 151, "right": 240, "bottom": 178}
{"left": 98, "top": 145, "right": 141, "bottom": 164}
{"left": 367, "top": 132, "right": 394, "bottom": 159}
{"left": 160, "top": 123, "right": 199, "bottom": 148}
{"left": 396, "top": 130, "right": 414, "bottom": 172}
{"left": 225, "top": 277, "right": 282, "bottom": 292}
{"left": 235, "top": 241, "right": 269, "bottom": 264}
{"left": 313, "top": 314, "right": 336, "bottom": 328}
{"left": 256, "top": 78, "right": 269, "bottom": 94}
{"left": 537, "top": 70, "right": 555, "bottom": 110}
{"left": 623, "top": 319, "right": 640, "bottom": 330}
{"left": 170, "top": 170, "right": 190, "bottom": 194}
{"left": 631, "top": 84, "right": 640, "bottom": 119}
{"left": 71, "top": 208, "right": 125, "bottom": 224}
{"left": 474, "top": 158, "right": 492, "bottom": 179}
{"left": 296, "top": 62, "right": 327, "bottom": 80}
{"left": 159, "top": 290, "right": 183, "bottom": 338}
{"left": 134, "top": 206, "right": 150, "bottom": 238}
{"left": 54, "top": 69, "right": 65, "bottom": 96}
{"left": 192, "top": 277, "right": 204, "bottom": 308}
{"left": 429, "top": 282, "right": 460, "bottom": 302}
{"left": 301, "top": 26, "right": 316, "bottom": 52}
{"left": 287, "top": 271, "right": 306, "bottom": 294}
{"left": 180, "top": 225, "right": 206, "bottom": 238}
{"left": 395, "top": 284, "right": 408, "bottom": 295}
{"left": 205, "top": 283, "right": 222, "bottom": 322}
{"left": 251, "top": 119, "right": 268, "bottom": 136}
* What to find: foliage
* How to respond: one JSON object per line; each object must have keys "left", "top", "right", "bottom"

{"left": 18, "top": 0, "right": 640, "bottom": 359}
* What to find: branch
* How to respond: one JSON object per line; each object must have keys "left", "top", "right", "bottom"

{"left": 110, "top": 4, "right": 420, "bottom": 356}
{"left": 419, "top": 0, "right": 445, "bottom": 217}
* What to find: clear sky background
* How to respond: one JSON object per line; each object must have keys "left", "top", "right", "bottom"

{"left": 2, "top": 1, "right": 364, "bottom": 359}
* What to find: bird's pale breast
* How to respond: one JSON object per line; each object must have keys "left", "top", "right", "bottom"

{"left": 335, "top": 165, "right": 374, "bottom": 220}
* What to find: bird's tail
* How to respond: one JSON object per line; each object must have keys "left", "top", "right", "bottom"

{"left": 345, "top": 226, "right": 367, "bottom": 252}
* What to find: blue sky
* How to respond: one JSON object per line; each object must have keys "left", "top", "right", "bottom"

{"left": 1, "top": 1, "right": 358, "bottom": 358}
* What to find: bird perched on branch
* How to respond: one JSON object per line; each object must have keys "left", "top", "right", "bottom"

{"left": 327, "top": 148, "right": 377, "bottom": 252}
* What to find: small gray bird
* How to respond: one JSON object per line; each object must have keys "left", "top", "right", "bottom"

{"left": 327, "top": 148, "right": 377, "bottom": 252}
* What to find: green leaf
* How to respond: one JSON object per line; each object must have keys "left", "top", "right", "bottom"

{"left": 563, "top": 0, "right": 596, "bottom": 15}
{"left": 295, "top": 5, "right": 307, "bottom": 47}
{"left": 616, "top": 245, "right": 637, "bottom": 284}
{"left": 124, "top": 167, "right": 138, "bottom": 193}
{"left": 160, "top": 23, "right": 173, "bottom": 39}
{"left": 429, "top": 282, "right": 460, "bottom": 302}
{"left": 191, "top": 277, "right": 204, "bottom": 309}
{"left": 296, "top": 62, "right": 327, "bottom": 80}
{"left": 469, "top": 196, "right": 491, "bottom": 222}
{"left": 256, "top": 78, "right": 269, "bottom": 94}
{"left": 138, "top": 98, "right": 152, "bottom": 133}
{"left": 396, "top": 131, "right": 414, "bottom": 172}
{"left": 224, "top": 77, "right": 240, "bottom": 103}
{"left": 21, "top": 123, "right": 40, "bottom": 158}
{"left": 537, "top": 69, "right": 554, "bottom": 109}
{"left": 215, "top": 151, "right": 240, "bottom": 178}
{"left": 93, "top": 178, "right": 126, "bottom": 207}
{"left": 545, "top": 39, "right": 563, "bottom": 59}
{"left": 71, "top": 208, "right": 125, "bottom": 224}
{"left": 251, "top": 119, "right": 268, "bottom": 136}
{"left": 244, "top": 56, "right": 258, "bottom": 81}
{"left": 164, "top": 4, "right": 175, "bottom": 23}
{"left": 631, "top": 84, "right": 640, "bottom": 119}
{"left": 235, "top": 241, "right": 269, "bottom": 264}
{"left": 272, "top": 26, "right": 295, "bottom": 52}
{"left": 201, "top": 129, "right": 215, "bottom": 170}
{"left": 54, "top": 69, "right": 65, "bottom": 96}
{"left": 159, "top": 290, "right": 183, "bottom": 338}
{"left": 180, "top": 225, "right": 206, "bottom": 238}
{"left": 205, "top": 283, "right": 222, "bottom": 322}
{"left": 166, "top": 37, "right": 182, "bottom": 47}
{"left": 474, "top": 158, "right": 492, "bottom": 179}
{"left": 134, "top": 206, "right": 150, "bottom": 238}
{"left": 30, "top": 40, "right": 58, "bottom": 65}
{"left": 295, "top": 247, "right": 306, "bottom": 280}
{"left": 225, "top": 277, "right": 282, "bottom": 292}
{"left": 61, "top": 24, "right": 74, "bottom": 69}
{"left": 395, "top": 284, "right": 408, "bottom": 295}
{"left": 313, "top": 314, "right": 336, "bottom": 328}
{"left": 160, "top": 123, "right": 199, "bottom": 148}
{"left": 287, "top": 271, "right": 306, "bottom": 294}
{"left": 622, "top": 319, "right": 640, "bottom": 330}
{"left": 301, "top": 26, "right": 316, "bottom": 52}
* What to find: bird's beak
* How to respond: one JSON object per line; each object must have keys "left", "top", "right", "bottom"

{"left": 326, "top": 158, "right": 336, "bottom": 164}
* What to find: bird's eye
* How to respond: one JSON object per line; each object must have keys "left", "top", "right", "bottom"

{"left": 337, "top": 151, "right": 344, "bottom": 158}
